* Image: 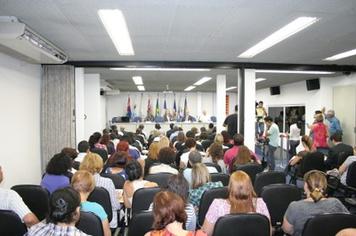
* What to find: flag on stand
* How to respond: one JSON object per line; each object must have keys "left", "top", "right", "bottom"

{"left": 155, "top": 97, "right": 160, "bottom": 117}
{"left": 173, "top": 97, "right": 177, "bottom": 113}
{"left": 147, "top": 98, "right": 152, "bottom": 115}
{"left": 126, "top": 96, "right": 132, "bottom": 119}
{"left": 164, "top": 97, "right": 167, "bottom": 110}
{"left": 183, "top": 96, "right": 188, "bottom": 117}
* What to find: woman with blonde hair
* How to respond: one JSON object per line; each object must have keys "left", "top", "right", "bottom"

{"left": 202, "top": 171, "right": 270, "bottom": 236}
{"left": 282, "top": 170, "right": 349, "bottom": 236}
{"left": 144, "top": 142, "right": 161, "bottom": 176}
{"left": 158, "top": 136, "right": 170, "bottom": 149}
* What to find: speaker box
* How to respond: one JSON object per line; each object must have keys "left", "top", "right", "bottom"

{"left": 100, "top": 90, "right": 104, "bottom": 96}
{"left": 306, "top": 78, "right": 320, "bottom": 90}
{"left": 270, "top": 86, "right": 280, "bottom": 95}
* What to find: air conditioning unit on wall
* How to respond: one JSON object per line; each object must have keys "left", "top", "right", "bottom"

{"left": 0, "top": 16, "right": 68, "bottom": 64}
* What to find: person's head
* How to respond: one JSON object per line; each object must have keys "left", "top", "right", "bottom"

{"left": 191, "top": 163, "right": 210, "bottom": 189}
{"left": 46, "top": 153, "right": 72, "bottom": 175}
{"left": 138, "top": 124, "right": 144, "bottom": 130}
{"left": 186, "top": 130, "right": 195, "bottom": 139}
{"left": 0, "top": 166, "right": 3, "bottom": 183}
{"left": 177, "top": 131, "right": 186, "bottom": 142}
{"left": 233, "top": 134, "right": 244, "bottom": 146}
{"left": 158, "top": 147, "right": 176, "bottom": 165}
{"left": 234, "top": 145, "right": 252, "bottom": 165}
{"left": 108, "top": 151, "right": 129, "bottom": 168}
{"left": 326, "top": 109, "right": 335, "bottom": 118}
{"left": 148, "top": 142, "right": 160, "bottom": 160}
{"left": 200, "top": 127, "right": 207, "bottom": 133}
{"left": 214, "top": 133, "right": 224, "bottom": 145}
{"left": 158, "top": 136, "right": 170, "bottom": 149}
{"left": 79, "top": 153, "right": 103, "bottom": 174}
{"left": 199, "top": 132, "right": 208, "bottom": 140}
{"left": 221, "top": 130, "right": 231, "bottom": 144}
{"left": 111, "top": 125, "right": 118, "bottom": 132}
{"left": 258, "top": 101, "right": 263, "bottom": 107}
{"left": 48, "top": 187, "right": 80, "bottom": 225}
{"left": 152, "top": 191, "right": 187, "bottom": 230}
{"left": 185, "top": 138, "right": 196, "bottom": 149}
{"left": 169, "top": 123, "right": 174, "bottom": 129}
{"left": 301, "top": 135, "right": 313, "bottom": 150}
{"left": 188, "top": 150, "right": 202, "bottom": 165}
{"left": 100, "top": 134, "right": 110, "bottom": 145}
{"left": 264, "top": 116, "right": 273, "bottom": 125}
{"left": 191, "top": 127, "right": 198, "bottom": 135}
{"left": 303, "top": 170, "right": 327, "bottom": 202}
{"left": 166, "top": 174, "right": 189, "bottom": 203}
{"left": 331, "top": 132, "right": 343, "bottom": 143}
{"left": 315, "top": 113, "right": 324, "bottom": 122}
{"left": 78, "top": 141, "right": 90, "bottom": 153}
{"left": 116, "top": 140, "right": 129, "bottom": 153}
{"left": 61, "top": 147, "right": 78, "bottom": 160}
{"left": 102, "top": 128, "right": 110, "bottom": 135}
{"left": 125, "top": 160, "right": 143, "bottom": 181}
{"left": 208, "top": 123, "right": 214, "bottom": 129}
{"left": 228, "top": 171, "right": 256, "bottom": 214}
{"left": 208, "top": 143, "right": 224, "bottom": 163}
{"left": 155, "top": 123, "right": 161, "bottom": 130}
{"left": 88, "top": 132, "right": 101, "bottom": 148}
{"left": 71, "top": 170, "right": 95, "bottom": 194}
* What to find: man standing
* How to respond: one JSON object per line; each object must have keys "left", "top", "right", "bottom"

{"left": 264, "top": 116, "right": 280, "bottom": 170}
{"left": 223, "top": 105, "right": 238, "bottom": 138}
{"left": 322, "top": 107, "right": 342, "bottom": 137}
{"left": 256, "top": 101, "right": 267, "bottom": 138}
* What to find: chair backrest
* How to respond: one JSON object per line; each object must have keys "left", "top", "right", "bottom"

{"left": 11, "top": 184, "right": 50, "bottom": 221}
{"left": 212, "top": 213, "right": 270, "bottom": 236}
{"left": 205, "top": 162, "right": 222, "bottom": 173}
{"left": 346, "top": 161, "right": 356, "bottom": 188}
{"left": 132, "top": 187, "right": 161, "bottom": 216}
{"left": 210, "top": 116, "right": 217, "bottom": 122}
{"left": 254, "top": 171, "right": 286, "bottom": 197}
{"left": 100, "top": 173, "right": 125, "bottom": 189}
{"left": 261, "top": 184, "right": 301, "bottom": 227}
{"left": 128, "top": 211, "right": 154, "bottom": 236}
{"left": 144, "top": 173, "right": 173, "bottom": 188}
{"left": 302, "top": 213, "right": 356, "bottom": 236}
{"left": 299, "top": 152, "right": 325, "bottom": 176}
{"left": 76, "top": 211, "right": 104, "bottom": 236}
{"left": 88, "top": 187, "right": 113, "bottom": 222}
{"left": 198, "top": 187, "right": 229, "bottom": 226}
{"left": 234, "top": 163, "right": 263, "bottom": 184}
{"left": 0, "top": 210, "right": 27, "bottom": 236}
{"left": 210, "top": 173, "right": 229, "bottom": 186}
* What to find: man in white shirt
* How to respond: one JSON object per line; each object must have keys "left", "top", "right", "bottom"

{"left": 199, "top": 110, "right": 211, "bottom": 123}
{"left": 75, "top": 140, "right": 90, "bottom": 163}
{"left": 0, "top": 166, "right": 39, "bottom": 227}
{"left": 264, "top": 116, "right": 280, "bottom": 171}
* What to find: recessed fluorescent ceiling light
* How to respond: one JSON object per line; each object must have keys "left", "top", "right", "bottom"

{"left": 255, "top": 70, "right": 334, "bottom": 74}
{"left": 184, "top": 86, "right": 196, "bottom": 91}
{"left": 132, "top": 76, "right": 143, "bottom": 85}
{"left": 226, "top": 86, "right": 237, "bottom": 91}
{"left": 98, "top": 9, "right": 134, "bottom": 56}
{"left": 255, "top": 78, "right": 266, "bottom": 83}
{"left": 110, "top": 68, "right": 210, "bottom": 71}
{"left": 238, "top": 17, "right": 318, "bottom": 58}
{"left": 137, "top": 85, "right": 145, "bottom": 91}
{"left": 194, "top": 77, "right": 212, "bottom": 86}
{"left": 324, "top": 48, "right": 356, "bottom": 61}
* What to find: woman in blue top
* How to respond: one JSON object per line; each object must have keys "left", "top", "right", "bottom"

{"left": 105, "top": 151, "right": 129, "bottom": 180}
{"left": 71, "top": 170, "right": 111, "bottom": 236}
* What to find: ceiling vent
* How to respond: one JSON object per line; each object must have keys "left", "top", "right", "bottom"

{"left": 0, "top": 16, "right": 67, "bottom": 64}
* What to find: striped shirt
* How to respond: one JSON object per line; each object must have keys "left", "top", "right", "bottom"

{"left": 0, "top": 188, "right": 31, "bottom": 220}
{"left": 94, "top": 173, "right": 121, "bottom": 228}
{"left": 26, "top": 222, "right": 88, "bottom": 236}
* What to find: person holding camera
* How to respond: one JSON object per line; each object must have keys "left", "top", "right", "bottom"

{"left": 264, "top": 116, "right": 280, "bottom": 170}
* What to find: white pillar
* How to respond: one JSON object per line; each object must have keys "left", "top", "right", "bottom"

{"left": 75, "top": 67, "right": 85, "bottom": 145}
{"left": 216, "top": 74, "right": 226, "bottom": 133}
{"left": 244, "top": 69, "right": 256, "bottom": 150}
{"left": 197, "top": 91, "right": 202, "bottom": 118}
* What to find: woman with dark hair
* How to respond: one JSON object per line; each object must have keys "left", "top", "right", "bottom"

{"left": 105, "top": 151, "right": 130, "bottom": 179}
{"left": 145, "top": 191, "right": 206, "bottom": 236}
{"left": 88, "top": 132, "right": 106, "bottom": 150}
{"left": 205, "top": 142, "right": 227, "bottom": 174}
{"left": 231, "top": 145, "right": 255, "bottom": 172}
{"left": 282, "top": 170, "right": 349, "bottom": 236}
{"left": 100, "top": 134, "right": 115, "bottom": 155}
{"left": 123, "top": 160, "right": 158, "bottom": 208}
{"left": 149, "top": 147, "right": 178, "bottom": 174}
{"left": 202, "top": 171, "right": 270, "bottom": 236}
{"left": 41, "top": 153, "right": 72, "bottom": 194}
{"left": 26, "top": 187, "right": 88, "bottom": 236}
{"left": 221, "top": 130, "right": 233, "bottom": 148}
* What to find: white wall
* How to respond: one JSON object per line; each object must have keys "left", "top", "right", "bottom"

{"left": 75, "top": 68, "right": 85, "bottom": 145}
{"left": 0, "top": 52, "right": 41, "bottom": 188}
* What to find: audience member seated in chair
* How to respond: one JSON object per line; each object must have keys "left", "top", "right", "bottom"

{"left": 282, "top": 170, "right": 349, "bottom": 236}
{"left": 105, "top": 151, "right": 130, "bottom": 180}
{"left": 204, "top": 143, "right": 227, "bottom": 174}
{"left": 89, "top": 132, "right": 107, "bottom": 151}
{"left": 149, "top": 147, "right": 178, "bottom": 175}
{"left": 145, "top": 191, "right": 207, "bottom": 236}
{"left": 123, "top": 160, "right": 158, "bottom": 209}
{"left": 75, "top": 140, "right": 90, "bottom": 163}
{"left": 337, "top": 228, "right": 356, "bottom": 236}
{"left": 41, "top": 152, "right": 72, "bottom": 194}
{"left": 79, "top": 153, "right": 121, "bottom": 229}
{"left": 71, "top": 170, "right": 111, "bottom": 236}
{"left": 26, "top": 187, "right": 88, "bottom": 236}
{"left": 189, "top": 163, "right": 223, "bottom": 209}
{"left": 61, "top": 147, "right": 79, "bottom": 173}
{"left": 231, "top": 145, "right": 260, "bottom": 172}
{"left": 0, "top": 166, "right": 39, "bottom": 228}
{"left": 144, "top": 142, "right": 160, "bottom": 176}
{"left": 332, "top": 146, "right": 356, "bottom": 186}
{"left": 326, "top": 132, "right": 354, "bottom": 170}
{"left": 202, "top": 171, "right": 270, "bottom": 236}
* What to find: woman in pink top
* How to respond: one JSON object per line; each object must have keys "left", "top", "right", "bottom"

{"left": 309, "top": 114, "right": 329, "bottom": 154}
{"left": 202, "top": 171, "right": 271, "bottom": 236}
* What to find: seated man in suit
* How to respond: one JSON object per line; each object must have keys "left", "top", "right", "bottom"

{"left": 0, "top": 165, "right": 39, "bottom": 227}
{"left": 326, "top": 132, "right": 354, "bottom": 170}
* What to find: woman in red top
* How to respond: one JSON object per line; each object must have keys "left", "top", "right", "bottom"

{"left": 145, "top": 191, "right": 207, "bottom": 236}
{"left": 309, "top": 114, "right": 329, "bottom": 155}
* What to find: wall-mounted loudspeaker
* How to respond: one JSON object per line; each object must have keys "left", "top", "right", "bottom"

{"left": 270, "top": 86, "right": 280, "bottom": 95}
{"left": 100, "top": 90, "right": 104, "bottom": 96}
{"left": 306, "top": 79, "right": 320, "bottom": 91}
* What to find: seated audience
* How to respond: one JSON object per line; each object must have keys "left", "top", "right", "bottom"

{"left": 173, "top": 131, "right": 186, "bottom": 152}
{"left": 180, "top": 138, "right": 205, "bottom": 168}
{"left": 221, "top": 130, "right": 233, "bottom": 149}
{"left": 123, "top": 160, "right": 158, "bottom": 209}
{"left": 282, "top": 170, "right": 349, "bottom": 236}
{"left": 26, "top": 187, "right": 87, "bottom": 236}
{"left": 105, "top": 151, "right": 130, "bottom": 179}
{"left": 71, "top": 170, "right": 111, "bottom": 236}
{"left": 89, "top": 132, "right": 107, "bottom": 151}
{"left": 231, "top": 145, "right": 257, "bottom": 172}
{"left": 189, "top": 163, "right": 223, "bottom": 208}
{"left": 335, "top": 145, "right": 356, "bottom": 185}
{"left": 326, "top": 132, "right": 353, "bottom": 169}
{"left": 79, "top": 153, "right": 120, "bottom": 228}
{"left": 336, "top": 228, "right": 356, "bottom": 236}
{"left": 145, "top": 191, "right": 207, "bottom": 236}
{"left": 158, "top": 136, "right": 170, "bottom": 150}
{"left": 149, "top": 147, "right": 179, "bottom": 175}
{"left": 144, "top": 142, "right": 160, "bottom": 176}
{"left": 41, "top": 152, "right": 72, "bottom": 194}
{"left": 61, "top": 147, "right": 79, "bottom": 173}
{"left": 204, "top": 143, "right": 227, "bottom": 174}
{"left": 202, "top": 171, "right": 270, "bottom": 236}
{"left": 166, "top": 123, "right": 175, "bottom": 139}
{"left": 75, "top": 140, "right": 90, "bottom": 163}
{"left": 0, "top": 166, "right": 39, "bottom": 228}
{"left": 100, "top": 134, "right": 116, "bottom": 155}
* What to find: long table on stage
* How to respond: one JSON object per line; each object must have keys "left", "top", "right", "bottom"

{"left": 111, "top": 122, "right": 213, "bottom": 133}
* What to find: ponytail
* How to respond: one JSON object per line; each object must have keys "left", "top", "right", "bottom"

{"left": 304, "top": 170, "right": 327, "bottom": 203}
{"left": 310, "top": 187, "right": 324, "bottom": 202}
